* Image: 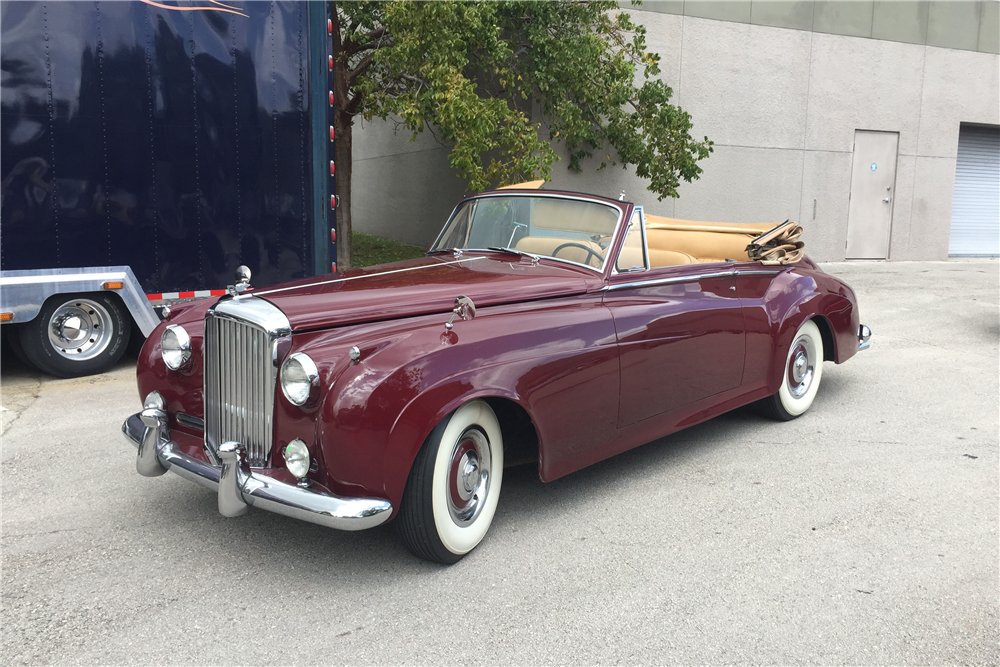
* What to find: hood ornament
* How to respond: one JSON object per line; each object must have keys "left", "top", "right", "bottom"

{"left": 228, "top": 265, "right": 252, "bottom": 296}
{"left": 445, "top": 295, "right": 476, "bottom": 331}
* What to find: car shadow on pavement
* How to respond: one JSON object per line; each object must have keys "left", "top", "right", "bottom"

{"left": 130, "top": 401, "right": 791, "bottom": 575}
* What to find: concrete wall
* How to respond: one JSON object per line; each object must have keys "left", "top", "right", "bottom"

{"left": 352, "top": 2, "right": 999, "bottom": 261}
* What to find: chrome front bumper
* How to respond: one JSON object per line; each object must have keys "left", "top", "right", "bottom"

{"left": 122, "top": 411, "right": 393, "bottom": 531}
{"left": 858, "top": 324, "right": 872, "bottom": 351}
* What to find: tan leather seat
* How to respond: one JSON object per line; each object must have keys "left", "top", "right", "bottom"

{"left": 644, "top": 215, "right": 775, "bottom": 263}
{"left": 618, "top": 245, "right": 696, "bottom": 269}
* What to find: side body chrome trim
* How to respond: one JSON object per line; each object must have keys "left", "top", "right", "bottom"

{"left": 123, "top": 413, "right": 393, "bottom": 531}
{"left": 603, "top": 269, "right": 736, "bottom": 291}
{"left": 0, "top": 266, "right": 160, "bottom": 336}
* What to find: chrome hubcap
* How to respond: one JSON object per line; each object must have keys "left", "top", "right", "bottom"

{"left": 787, "top": 337, "right": 816, "bottom": 399}
{"left": 447, "top": 427, "right": 491, "bottom": 527}
{"left": 48, "top": 299, "right": 113, "bottom": 360}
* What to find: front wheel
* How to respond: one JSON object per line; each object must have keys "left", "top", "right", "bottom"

{"left": 17, "top": 292, "right": 131, "bottom": 378}
{"left": 397, "top": 400, "right": 504, "bottom": 564}
{"left": 760, "top": 319, "right": 824, "bottom": 421}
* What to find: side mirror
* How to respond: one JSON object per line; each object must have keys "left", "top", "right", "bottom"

{"left": 445, "top": 295, "right": 476, "bottom": 330}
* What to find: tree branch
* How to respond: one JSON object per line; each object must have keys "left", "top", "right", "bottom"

{"left": 348, "top": 52, "right": 377, "bottom": 85}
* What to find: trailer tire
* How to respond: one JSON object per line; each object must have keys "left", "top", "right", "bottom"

{"left": 17, "top": 292, "right": 131, "bottom": 378}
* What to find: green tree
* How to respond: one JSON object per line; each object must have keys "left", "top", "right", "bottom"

{"left": 331, "top": 0, "right": 712, "bottom": 268}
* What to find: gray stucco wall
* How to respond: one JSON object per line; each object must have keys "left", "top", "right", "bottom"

{"left": 352, "top": 3, "right": 999, "bottom": 261}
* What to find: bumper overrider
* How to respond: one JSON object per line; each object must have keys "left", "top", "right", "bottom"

{"left": 122, "top": 410, "right": 393, "bottom": 531}
{"left": 858, "top": 324, "right": 872, "bottom": 351}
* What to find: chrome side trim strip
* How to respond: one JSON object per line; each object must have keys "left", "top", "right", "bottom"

{"left": 254, "top": 257, "right": 487, "bottom": 297}
{"left": 735, "top": 268, "right": 786, "bottom": 276}
{"left": 602, "top": 270, "right": 736, "bottom": 291}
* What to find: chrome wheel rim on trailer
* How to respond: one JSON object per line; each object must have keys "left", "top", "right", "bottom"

{"left": 47, "top": 298, "right": 115, "bottom": 361}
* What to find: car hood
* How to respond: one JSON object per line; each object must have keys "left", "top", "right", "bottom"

{"left": 252, "top": 254, "right": 596, "bottom": 332}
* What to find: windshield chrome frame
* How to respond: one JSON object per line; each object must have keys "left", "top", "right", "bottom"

{"left": 428, "top": 192, "right": 626, "bottom": 274}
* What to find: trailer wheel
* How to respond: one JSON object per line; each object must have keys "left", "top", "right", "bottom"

{"left": 17, "top": 292, "right": 131, "bottom": 378}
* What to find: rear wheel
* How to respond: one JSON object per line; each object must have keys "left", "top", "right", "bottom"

{"left": 760, "top": 319, "right": 824, "bottom": 421}
{"left": 17, "top": 292, "right": 131, "bottom": 378}
{"left": 398, "top": 400, "right": 504, "bottom": 564}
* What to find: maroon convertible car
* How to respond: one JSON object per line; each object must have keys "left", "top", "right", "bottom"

{"left": 124, "top": 183, "right": 871, "bottom": 563}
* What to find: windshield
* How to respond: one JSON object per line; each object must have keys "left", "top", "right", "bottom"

{"left": 430, "top": 195, "right": 621, "bottom": 270}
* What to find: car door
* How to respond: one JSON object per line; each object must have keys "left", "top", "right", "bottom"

{"left": 603, "top": 207, "right": 746, "bottom": 428}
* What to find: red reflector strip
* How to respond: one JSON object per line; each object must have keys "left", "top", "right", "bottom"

{"left": 145, "top": 289, "right": 228, "bottom": 302}
{"left": 330, "top": 161, "right": 335, "bottom": 175}
{"left": 329, "top": 125, "right": 335, "bottom": 141}
{"left": 329, "top": 91, "right": 334, "bottom": 106}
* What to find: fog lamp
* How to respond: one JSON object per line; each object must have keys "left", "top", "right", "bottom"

{"left": 283, "top": 439, "right": 310, "bottom": 480}
{"left": 161, "top": 324, "right": 192, "bottom": 370}
{"left": 144, "top": 391, "right": 165, "bottom": 411}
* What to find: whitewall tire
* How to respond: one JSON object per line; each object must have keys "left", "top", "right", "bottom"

{"left": 761, "top": 319, "right": 824, "bottom": 421}
{"left": 398, "top": 400, "right": 504, "bottom": 564}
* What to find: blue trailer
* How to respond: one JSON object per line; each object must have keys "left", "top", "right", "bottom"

{"left": 1, "top": 0, "right": 336, "bottom": 376}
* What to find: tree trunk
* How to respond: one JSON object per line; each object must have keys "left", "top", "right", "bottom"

{"left": 334, "top": 111, "right": 353, "bottom": 271}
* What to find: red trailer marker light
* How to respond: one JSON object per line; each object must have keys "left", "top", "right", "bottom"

{"left": 330, "top": 161, "right": 335, "bottom": 176}
{"left": 329, "top": 91, "right": 334, "bottom": 106}
{"left": 331, "top": 263, "right": 337, "bottom": 272}
{"left": 329, "top": 125, "right": 335, "bottom": 141}
{"left": 328, "top": 19, "right": 332, "bottom": 34}
{"left": 331, "top": 229, "right": 337, "bottom": 242}
{"left": 328, "top": 55, "right": 333, "bottom": 70}
{"left": 331, "top": 195, "right": 336, "bottom": 209}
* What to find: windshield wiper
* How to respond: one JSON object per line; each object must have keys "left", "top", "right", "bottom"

{"left": 427, "top": 248, "right": 463, "bottom": 257}
{"left": 487, "top": 246, "right": 540, "bottom": 262}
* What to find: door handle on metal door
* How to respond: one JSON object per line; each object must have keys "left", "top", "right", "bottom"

{"left": 883, "top": 197, "right": 891, "bottom": 203}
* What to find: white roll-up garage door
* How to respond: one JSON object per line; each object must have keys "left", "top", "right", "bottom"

{"left": 949, "top": 125, "right": 999, "bottom": 257}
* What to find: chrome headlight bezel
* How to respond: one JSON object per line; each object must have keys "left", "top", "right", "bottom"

{"left": 160, "top": 324, "right": 192, "bottom": 371}
{"left": 280, "top": 352, "right": 320, "bottom": 407}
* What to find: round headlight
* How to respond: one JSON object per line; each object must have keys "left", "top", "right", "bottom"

{"left": 283, "top": 438, "right": 310, "bottom": 479}
{"left": 280, "top": 352, "right": 319, "bottom": 406}
{"left": 161, "top": 324, "right": 192, "bottom": 370}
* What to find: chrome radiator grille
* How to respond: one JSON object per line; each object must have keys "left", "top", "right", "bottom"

{"left": 203, "top": 315, "right": 275, "bottom": 467}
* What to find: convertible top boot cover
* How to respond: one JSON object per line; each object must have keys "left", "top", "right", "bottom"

{"left": 746, "top": 221, "right": 805, "bottom": 265}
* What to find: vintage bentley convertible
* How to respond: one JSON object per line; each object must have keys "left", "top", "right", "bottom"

{"left": 124, "top": 183, "right": 871, "bottom": 563}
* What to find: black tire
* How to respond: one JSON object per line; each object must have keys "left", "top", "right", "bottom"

{"left": 2, "top": 323, "right": 34, "bottom": 369}
{"left": 397, "top": 400, "right": 504, "bottom": 564}
{"left": 17, "top": 292, "right": 131, "bottom": 378}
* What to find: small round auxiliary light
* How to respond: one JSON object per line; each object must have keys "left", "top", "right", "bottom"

{"left": 144, "top": 391, "right": 165, "bottom": 411}
{"left": 283, "top": 439, "right": 310, "bottom": 480}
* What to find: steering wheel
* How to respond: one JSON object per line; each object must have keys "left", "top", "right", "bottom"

{"left": 552, "top": 242, "right": 604, "bottom": 267}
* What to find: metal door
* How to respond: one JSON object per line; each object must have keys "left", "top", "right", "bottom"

{"left": 846, "top": 130, "right": 899, "bottom": 259}
{"left": 948, "top": 124, "right": 1000, "bottom": 257}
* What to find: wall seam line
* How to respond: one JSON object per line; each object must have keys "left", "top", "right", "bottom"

{"left": 799, "top": 28, "right": 814, "bottom": 226}
{"left": 908, "top": 42, "right": 929, "bottom": 257}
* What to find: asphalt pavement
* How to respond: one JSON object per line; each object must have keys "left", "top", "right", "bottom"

{"left": 1, "top": 260, "right": 997, "bottom": 665}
